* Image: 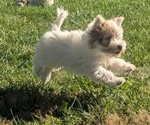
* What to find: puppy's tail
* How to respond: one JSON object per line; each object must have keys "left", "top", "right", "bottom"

{"left": 51, "top": 7, "right": 68, "bottom": 31}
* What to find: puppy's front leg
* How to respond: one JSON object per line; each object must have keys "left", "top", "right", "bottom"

{"left": 89, "top": 66, "right": 125, "bottom": 87}
{"left": 108, "top": 58, "right": 136, "bottom": 74}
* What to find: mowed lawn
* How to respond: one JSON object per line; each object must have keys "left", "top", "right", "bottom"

{"left": 0, "top": 0, "right": 150, "bottom": 124}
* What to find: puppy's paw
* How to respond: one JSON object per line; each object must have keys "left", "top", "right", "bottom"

{"left": 108, "top": 77, "right": 125, "bottom": 87}
{"left": 116, "top": 77, "right": 125, "bottom": 86}
{"left": 125, "top": 63, "right": 136, "bottom": 72}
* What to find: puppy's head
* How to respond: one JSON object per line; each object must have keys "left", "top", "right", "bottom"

{"left": 87, "top": 15, "right": 126, "bottom": 57}
{"left": 14, "top": 0, "right": 29, "bottom": 6}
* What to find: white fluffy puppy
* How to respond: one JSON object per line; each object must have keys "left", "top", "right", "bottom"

{"left": 34, "top": 8, "right": 136, "bottom": 87}
{"left": 14, "top": 0, "right": 54, "bottom": 6}
{"left": 29, "top": 0, "right": 54, "bottom": 6}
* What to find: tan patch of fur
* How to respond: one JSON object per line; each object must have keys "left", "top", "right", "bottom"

{"left": 103, "top": 21, "right": 118, "bottom": 37}
{"left": 113, "top": 17, "right": 125, "bottom": 26}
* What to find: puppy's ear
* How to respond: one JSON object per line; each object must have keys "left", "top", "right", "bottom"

{"left": 93, "top": 15, "right": 105, "bottom": 31}
{"left": 113, "top": 17, "right": 124, "bottom": 26}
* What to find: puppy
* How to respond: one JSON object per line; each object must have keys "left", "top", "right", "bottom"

{"left": 33, "top": 8, "right": 136, "bottom": 87}
{"left": 14, "top": 0, "right": 29, "bottom": 6}
{"left": 14, "top": 0, "right": 54, "bottom": 6}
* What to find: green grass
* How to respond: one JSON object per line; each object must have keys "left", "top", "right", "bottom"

{"left": 0, "top": 0, "right": 150, "bottom": 124}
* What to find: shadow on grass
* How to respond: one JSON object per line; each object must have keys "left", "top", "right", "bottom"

{"left": 0, "top": 83, "right": 94, "bottom": 122}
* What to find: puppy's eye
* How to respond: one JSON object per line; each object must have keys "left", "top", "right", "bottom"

{"left": 105, "top": 36, "right": 112, "bottom": 41}
{"left": 102, "top": 40, "right": 110, "bottom": 47}
{"left": 98, "top": 38, "right": 110, "bottom": 47}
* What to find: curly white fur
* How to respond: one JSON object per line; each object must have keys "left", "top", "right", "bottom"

{"left": 33, "top": 7, "right": 136, "bottom": 87}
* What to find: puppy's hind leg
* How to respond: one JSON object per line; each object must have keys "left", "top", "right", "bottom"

{"left": 34, "top": 64, "right": 52, "bottom": 84}
{"left": 40, "top": 67, "right": 52, "bottom": 84}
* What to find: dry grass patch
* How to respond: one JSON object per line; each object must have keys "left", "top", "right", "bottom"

{"left": 0, "top": 117, "right": 12, "bottom": 125}
{"left": 104, "top": 109, "right": 150, "bottom": 125}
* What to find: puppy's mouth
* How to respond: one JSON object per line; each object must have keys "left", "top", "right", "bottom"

{"left": 103, "top": 49, "right": 121, "bottom": 54}
{"left": 114, "top": 51, "right": 121, "bottom": 54}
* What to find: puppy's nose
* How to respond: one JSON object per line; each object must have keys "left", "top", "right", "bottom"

{"left": 117, "top": 45, "right": 123, "bottom": 50}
